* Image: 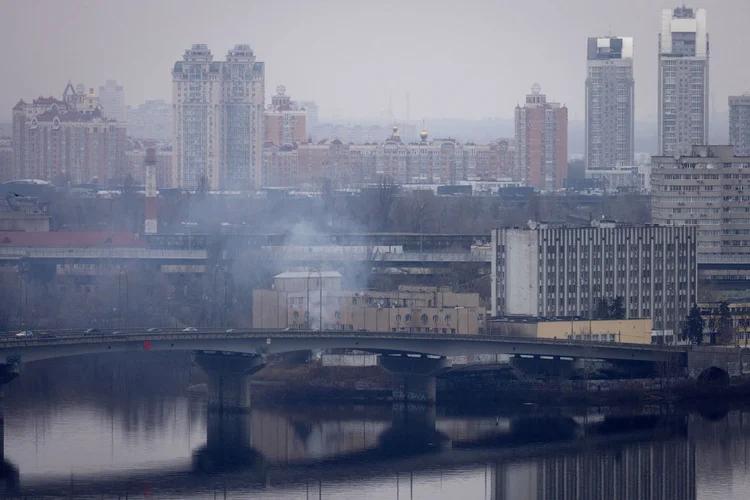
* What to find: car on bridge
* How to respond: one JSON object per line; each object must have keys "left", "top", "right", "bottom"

{"left": 182, "top": 327, "right": 198, "bottom": 332}
{"left": 84, "top": 328, "right": 101, "bottom": 335}
{"left": 15, "top": 330, "right": 34, "bottom": 338}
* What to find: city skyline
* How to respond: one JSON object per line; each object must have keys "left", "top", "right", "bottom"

{"left": 2, "top": 0, "right": 749, "bottom": 124}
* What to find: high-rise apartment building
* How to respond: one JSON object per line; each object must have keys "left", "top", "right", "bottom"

{"left": 299, "top": 100, "right": 319, "bottom": 133}
{"left": 585, "top": 37, "right": 634, "bottom": 170}
{"left": 652, "top": 145, "right": 750, "bottom": 270}
{"left": 729, "top": 95, "right": 750, "bottom": 156}
{"left": 126, "top": 100, "right": 172, "bottom": 141}
{"left": 11, "top": 83, "right": 126, "bottom": 185}
{"left": 172, "top": 44, "right": 265, "bottom": 190}
{"left": 265, "top": 85, "right": 307, "bottom": 146}
{"left": 98, "top": 80, "right": 126, "bottom": 122}
{"left": 491, "top": 222, "right": 698, "bottom": 343}
{"left": 514, "top": 85, "right": 568, "bottom": 190}
{"left": 658, "top": 6, "right": 709, "bottom": 156}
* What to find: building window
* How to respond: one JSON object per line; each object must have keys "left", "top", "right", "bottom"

{"left": 421, "top": 314, "right": 429, "bottom": 325}
{"left": 444, "top": 314, "right": 452, "bottom": 326}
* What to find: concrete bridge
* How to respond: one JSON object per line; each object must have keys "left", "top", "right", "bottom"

{"left": 0, "top": 330, "right": 742, "bottom": 408}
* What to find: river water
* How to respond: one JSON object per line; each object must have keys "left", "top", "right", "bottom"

{"left": 1, "top": 353, "right": 750, "bottom": 499}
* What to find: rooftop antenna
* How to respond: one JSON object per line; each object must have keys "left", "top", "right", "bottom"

{"left": 406, "top": 92, "right": 411, "bottom": 122}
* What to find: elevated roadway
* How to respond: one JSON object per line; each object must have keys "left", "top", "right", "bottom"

{"left": 0, "top": 330, "right": 682, "bottom": 365}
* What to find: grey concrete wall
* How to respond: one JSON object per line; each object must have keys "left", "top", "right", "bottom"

{"left": 686, "top": 348, "right": 750, "bottom": 379}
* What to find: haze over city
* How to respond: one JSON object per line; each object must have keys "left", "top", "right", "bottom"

{"left": 4, "top": 2, "right": 750, "bottom": 499}
{"left": 2, "top": 0, "right": 750, "bottom": 122}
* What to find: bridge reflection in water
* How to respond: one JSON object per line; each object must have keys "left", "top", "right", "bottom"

{"left": 2, "top": 399, "right": 709, "bottom": 500}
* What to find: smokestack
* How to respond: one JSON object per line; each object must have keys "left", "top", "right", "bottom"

{"left": 144, "top": 147, "right": 157, "bottom": 234}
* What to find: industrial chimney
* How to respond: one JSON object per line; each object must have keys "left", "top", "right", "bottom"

{"left": 144, "top": 147, "right": 157, "bottom": 234}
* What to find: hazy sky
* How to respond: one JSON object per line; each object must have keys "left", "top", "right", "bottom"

{"left": 2, "top": 0, "right": 749, "bottom": 123}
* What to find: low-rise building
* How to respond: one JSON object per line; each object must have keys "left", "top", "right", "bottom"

{"left": 253, "top": 271, "right": 485, "bottom": 334}
{"left": 488, "top": 316, "right": 653, "bottom": 344}
{"left": 585, "top": 165, "right": 651, "bottom": 192}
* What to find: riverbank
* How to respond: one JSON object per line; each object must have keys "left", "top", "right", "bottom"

{"left": 248, "top": 361, "right": 750, "bottom": 406}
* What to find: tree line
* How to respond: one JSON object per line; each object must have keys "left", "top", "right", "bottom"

{"left": 682, "top": 301, "right": 749, "bottom": 346}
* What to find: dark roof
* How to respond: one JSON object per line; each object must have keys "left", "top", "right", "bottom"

{"left": 0, "top": 232, "right": 146, "bottom": 248}
{"left": 33, "top": 96, "right": 63, "bottom": 106}
{"left": 12, "top": 100, "right": 26, "bottom": 111}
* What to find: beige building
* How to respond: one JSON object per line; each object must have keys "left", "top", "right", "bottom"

{"left": 489, "top": 317, "right": 653, "bottom": 344}
{"left": 253, "top": 271, "right": 485, "bottom": 334}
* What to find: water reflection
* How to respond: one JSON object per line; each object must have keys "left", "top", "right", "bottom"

{"left": 0, "top": 355, "right": 749, "bottom": 499}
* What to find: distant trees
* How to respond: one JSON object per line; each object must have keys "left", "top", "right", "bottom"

{"left": 682, "top": 304, "right": 705, "bottom": 345}
{"left": 374, "top": 175, "right": 398, "bottom": 232}
{"left": 593, "top": 296, "right": 626, "bottom": 320}
{"left": 717, "top": 301, "right": 735, "bottom": 345}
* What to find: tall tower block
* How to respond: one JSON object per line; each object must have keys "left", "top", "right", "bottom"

{"left": 144, "top": 147, "right": 158, "bottom": 234}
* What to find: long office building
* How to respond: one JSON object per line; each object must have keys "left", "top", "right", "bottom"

{"left": 658, "top": 6, "right": 709, "bottom": 156}
{"left": 491, "top": 222, "right": 698, "bottom": 343}
{"left": 172, "top": 44, "right": 265, "bottom": 190}
{"left": 514, "top": 84, "right": 568, "bottom": 190}
{"left": 652, "top": 145, "right": 750, "bottom": 270}
{"left": 729, "top": 94, "right": 750, "bottom": 156}
{"left": 585, "top": 36, "right": 634, "bottom": 170}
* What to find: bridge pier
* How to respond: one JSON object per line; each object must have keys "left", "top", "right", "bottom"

{"left": 193, "top": 409, "right": 261, "bottom": 473}
{"left": 193, "top": 353, "right": 265, "bottom": 412}
{"left": 378, "top": 355, "right": 450, "bottom": 404}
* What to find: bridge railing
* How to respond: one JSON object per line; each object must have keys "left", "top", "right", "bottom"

{"left": 0, "top": 247, "right": 208, "bottom": 259}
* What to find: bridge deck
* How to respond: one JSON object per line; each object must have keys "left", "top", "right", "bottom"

{"left": 0, "top": 330, "right": 685, "bottom": 364}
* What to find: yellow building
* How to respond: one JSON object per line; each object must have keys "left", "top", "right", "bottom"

{"left": 489, "top": 317, "right": 653, "bottom": 344}
{"left": 253, "top": 271, "right": 486, "bottom": 334}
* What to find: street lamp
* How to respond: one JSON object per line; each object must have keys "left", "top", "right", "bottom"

{"left": 213, "top": 265, "right": 224, "bottom": 328}
{"left": 118, "top": 266, "right": 129, "bottom": 330}
{"left": 17, "top": 259, "right": 28, "bottom": 328}
{"left": 306, "top": 268, "right": 323, "bottom": 331}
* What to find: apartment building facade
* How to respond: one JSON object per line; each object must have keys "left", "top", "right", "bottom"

{"left": 729, "top": 94, "right": 750, "bottom": 156}
{"left": 652, "top": 145, "right": 750, "bottom": 269}
{"left": 172, "top": 44, "right": 265, "bottom": 190}
{"left": 585, "top": 36, "right": 635, "bottom": 170}
{"left": 658, "top": 6, "right": 709, "bottom": 156}
{"left": 514, "top": 84, "right": 568, "bottom": 190}
{"left": 264, "top": 85, "right": 307, "bottom": 146}
{"left": 262, "top": 126, "right": 515, "bottom": 188}
{"left": 11, "top": 83, "right": 127, "bottom": 185}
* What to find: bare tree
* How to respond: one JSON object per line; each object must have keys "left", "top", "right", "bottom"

{"left": 408, "top": 191, "right": 433, "bottom": 251}
{"left": 375, "top": 175, "right": 398, "bottom": 232}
